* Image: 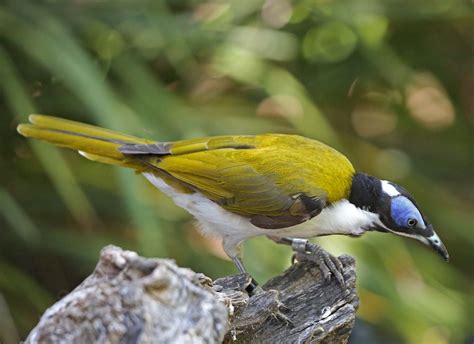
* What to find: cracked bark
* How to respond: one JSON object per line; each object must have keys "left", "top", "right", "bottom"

{"left": 26, "top": 245, "right": 358, "bottom": 344}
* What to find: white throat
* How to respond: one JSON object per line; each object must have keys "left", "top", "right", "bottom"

{"left": 274, "top": 199, "right": 380, "bottom": 238}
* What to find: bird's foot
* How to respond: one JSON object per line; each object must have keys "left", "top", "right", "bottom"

{"left": 246, "top": 278, "right": 261, "bottom": 295}
{"left": 230, "top": 255, "right": 261, "bottom": 295}
{"left": 291, "top": 239, "right": 346, "bottom": 288}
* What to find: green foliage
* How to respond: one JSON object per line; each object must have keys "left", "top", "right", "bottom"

{"left": 0, "top": 0, "right": 472, "bottom": 342}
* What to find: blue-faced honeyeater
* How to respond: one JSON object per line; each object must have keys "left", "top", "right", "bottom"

{"left": 17, "top": 115, "right": 449, "bottom": 288}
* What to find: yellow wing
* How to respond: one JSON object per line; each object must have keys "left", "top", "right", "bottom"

{"left": 123, "top": 134, "right": 355, "bottom": 228}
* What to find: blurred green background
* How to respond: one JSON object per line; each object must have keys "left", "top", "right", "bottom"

{"left": 0, "top": 0, "right": 473, "bottom": 342}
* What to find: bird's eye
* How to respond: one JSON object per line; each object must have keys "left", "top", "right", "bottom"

{"left": 407, "top": 218, "right": 418, "bottom": 227}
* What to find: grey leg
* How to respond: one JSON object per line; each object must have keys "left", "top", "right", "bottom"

{"left": 231, "top": 255, "right": 247, "bottom": 274}
{"left": 268, "top": 236, "right": 346, "bottom": 288}
{"left": 229, "top": 255, "right": 259, "bottom": 294}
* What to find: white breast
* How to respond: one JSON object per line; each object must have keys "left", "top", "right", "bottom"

{"left": 143, "top": 173, "right": 376, "bottom": 254}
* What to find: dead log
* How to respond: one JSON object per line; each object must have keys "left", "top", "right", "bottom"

{"left": 26, "top": 245, "right": 358, "bottom": 343}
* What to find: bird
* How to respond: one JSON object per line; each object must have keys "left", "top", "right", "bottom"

{"left": 17, "top": 115, "right": 449, "bottom": 291}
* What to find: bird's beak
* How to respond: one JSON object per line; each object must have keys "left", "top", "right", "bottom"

{"left": 420, "top": 227, "right": 449, "bottom": 261}
{"left": 428, "top": 236, "right": 449, "bottom": 261}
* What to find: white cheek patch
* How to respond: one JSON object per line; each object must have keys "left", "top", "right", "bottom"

{"left": 381, "top": 180, "right": 400, "bottom": 197}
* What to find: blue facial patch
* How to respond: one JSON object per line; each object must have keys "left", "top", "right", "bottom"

{"left": 390, "top": 196, "right": 424, "bottom": 228}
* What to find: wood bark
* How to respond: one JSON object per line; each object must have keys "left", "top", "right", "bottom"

{"left": 26, "top": 245, "right": 358, "bottom": 343}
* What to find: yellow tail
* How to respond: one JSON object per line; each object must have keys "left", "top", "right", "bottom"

{"left": 17, "top": 115, "right": 154, "bottom": 168}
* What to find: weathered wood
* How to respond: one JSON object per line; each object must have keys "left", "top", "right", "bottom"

{"left": 214, "top": 255, "right": 358, "bottom": 343}
{"left": 26, "top": 245, "right": 358, "bottom": 344}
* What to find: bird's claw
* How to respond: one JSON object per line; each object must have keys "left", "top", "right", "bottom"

{"left": 294, "top": 243, "right": 346, "bottom": 289}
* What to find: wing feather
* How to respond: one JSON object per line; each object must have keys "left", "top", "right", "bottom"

{"left": 122, "top": 134, "right": 355, "bottom": 228}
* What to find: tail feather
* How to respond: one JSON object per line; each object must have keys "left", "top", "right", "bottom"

{"left": 17, "top": 115, "right": 154, "bottom": 168}
{"left": 78, "top": 151, "right": 144, "bottom": 169}
{"left": 28, "top": 115, "right": 153, "bottom": 145}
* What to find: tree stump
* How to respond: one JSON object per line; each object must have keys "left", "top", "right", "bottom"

{"left": 26, "top": 245, "right": 358, "bottom": 343}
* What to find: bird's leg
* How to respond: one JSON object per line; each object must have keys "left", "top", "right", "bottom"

{"left": 267, "top": 236, "right": 346, "bottom": 288}
{"left": 231, "top": 255, "right": 247, "bottom": 274}
{"left": 223, "top": 239, "right": 260, "bottom": 295}
{"left": 229, "top": 255, "right": 260, "bottom": 294}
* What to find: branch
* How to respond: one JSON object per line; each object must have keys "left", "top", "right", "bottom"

{"left": 26, "top": 245, "right": 358, "bottom": 343}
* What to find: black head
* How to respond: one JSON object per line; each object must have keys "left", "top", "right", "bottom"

{"left": 349, "top": 173, "right": 449, "bottom": 261}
